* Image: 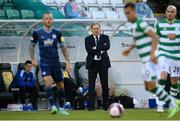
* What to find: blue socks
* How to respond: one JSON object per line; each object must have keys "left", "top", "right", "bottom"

{"left": 46, "top": 87, "right": 56, "bottom": 107}
{"left": 58, "top": 89, "right": 65, "bottom": 108}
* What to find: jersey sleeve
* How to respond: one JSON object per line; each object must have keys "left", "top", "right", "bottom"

{"left": 31, "top": 31, "right": 38, "bottom": 45}
{"left": 139, "top": 21, "right": 154, "bottom": 33}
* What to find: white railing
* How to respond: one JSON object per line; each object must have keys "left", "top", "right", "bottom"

{"left": 0, "top": 18, "right": 157, "bottom": 38}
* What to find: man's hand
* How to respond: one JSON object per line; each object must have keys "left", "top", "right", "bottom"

{"left": 66, "top": 62, "right": 72, "bottom": 73}
{"left": 32, "top": 59, "right": 37, "bottom": 67}
{"left": 168, "top": 34, "right": 176, "bottom": 40}
{"left": 150, "top": 53, "right": 157, "bottom": 64}
{"left": 122, "top": 49, "right": 131, "bottom": 56}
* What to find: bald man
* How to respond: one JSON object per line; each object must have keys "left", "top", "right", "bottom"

{"left": 156, "top": 5, "right": 180, "bottom": 112}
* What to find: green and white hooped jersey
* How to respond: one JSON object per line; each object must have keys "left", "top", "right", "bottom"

{"left": 130, "top": 18, "right": 153, "bottom": 63}
{"left": 156, "top": 19, "right": 180, "bottom": 61}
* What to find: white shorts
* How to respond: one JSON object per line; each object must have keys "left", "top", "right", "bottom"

{"left": 158, "top": 56, "right": 180, "bottom": 78}
{"left": 158, "top": 56, "right": 171, "bottom": 74}
{"left": 142, "top": 61, "right": 158, "bottom": 81}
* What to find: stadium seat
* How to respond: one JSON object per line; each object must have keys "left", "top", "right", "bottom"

{"left": 0, "top": 63, "right": 14, "bottom": 91}
{"left": 3, "top": 2, "right": 15, "bottom": 7}
{"left": 91, "top": 10, "right": 105, "bottom": 19}
{"left": 0, "top": 10, "right": 6, "bottom": 19}
{"left": 110, "top": 0, "right": 124, "bottom": 7}
{"left": 20, "top": 10, "right": 35, "bottom": 19}
{"left": 6, "top": 9, "right": 20, "bottom": 19}
{"left": 35, "top": 10, "right": 44, "bottom": 19}
{"left": 2, "top": 5, "right": 15, "bottom": 10}
{"left": 42, "top": 0, "right": 59, "bottom": 9}
{"left": 83, "top": 0, "right": 98, "bottom": 7}
{"left": 97, "top": 0, "right": 112, "bottom": 7}
{"left": 0, "top": 63, "right": 14, "bottom": 109}
{"left": 54, "top": 0, "right": 61, "bottom": 6}
{"left": 36, "top": 10, "right": 65, "bottom": 19}
{"left": 0, "top": 76, "right": 4, "bottom": 92}
{"left": 61, "top": 24, "right": 85, "bottom": 36}
{"left": 105, "top": 10, "right": 119, "bottom": 19}
{"left": 85, "top": 11, "right": 92, "bottom": 18}
{"left": 100, "top": 23, "right": 113, "bottom": 34}
{"left": 17, "top": 63, "right": 25, "bottom": 71}
{"left": 48, "top": 10, "right": 65, "bottom": 18}
{"left": 116, "top": 7, "right": 126, "bottom": 19}
{"left": 88, "top": 6, "right": 100, "bottom": 12}
{"left": 102, "top": 6, "right": 113, "bottom": 12}
{"left": 42, "top": 0, "right": 55, "bottom": 4}
{"left": 58, "top": 0, "right": 68, "bottom": 7}
{"left": 75, "top": 0, "right": 83, "bottom": 4}
{"left": 0, "top": 0, "right": 3, "bottom": 6}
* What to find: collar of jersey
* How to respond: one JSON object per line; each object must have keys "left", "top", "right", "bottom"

{"left": 166, "top": 19, "right": 176, "bottom": 24}
{"left": 42, "top": 26, "right": 53, "bottom": 33}
{"left": 132, "top": 17, "right": 138, "bottom": 23}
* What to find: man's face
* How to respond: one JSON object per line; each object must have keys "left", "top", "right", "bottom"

{"left": 25, "top": 63, "right": 32, "bottom": 73}
{"left": 166, "top": 7, "right": 176, "bottom": 21}
{"left": 91, "top": 24, "right": 101, "bottom": 36}
{"left": 124, "top": 7, "right": 136, "bottom": 22}
{"left": 43, "top": 14, "right": 53, "bottom": 28}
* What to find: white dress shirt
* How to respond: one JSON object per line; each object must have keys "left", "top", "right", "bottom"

{"left": 93, "top": 35, "right": 101, "bottom": 60}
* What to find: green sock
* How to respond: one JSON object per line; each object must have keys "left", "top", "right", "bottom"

{"left": 158, "top": 79, "right": 166, "bottom": 88}
{"left": 170, "top": 84, "right": 179, "bottom": 97}
{"left": 150, "top": 86, "right": 174, "bottom": 104}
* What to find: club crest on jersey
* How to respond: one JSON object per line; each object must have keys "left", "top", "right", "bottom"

{"left": 52, "top": 34, "right": 57, "bottom": 39}
{"left": 42, "top": 71, "right": 46, "bottom": 76}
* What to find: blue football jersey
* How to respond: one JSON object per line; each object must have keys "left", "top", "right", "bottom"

{"left": 31, "top": 27, "right": 65, "bottom": 65}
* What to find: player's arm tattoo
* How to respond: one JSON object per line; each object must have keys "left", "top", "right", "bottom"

{"left": 29, "top": 44, "right": 35, "bottom": 60}
{"left": 61, "top": 44, "right": 70, "bottom": 63}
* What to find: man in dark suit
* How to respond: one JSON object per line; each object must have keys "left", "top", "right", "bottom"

{"left": 85, "top": 23, "right": 111, "bottom": 111}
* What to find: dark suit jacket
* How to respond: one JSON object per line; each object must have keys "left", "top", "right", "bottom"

{"left": 85, "top": 34, "right": 111, "bottom": 69}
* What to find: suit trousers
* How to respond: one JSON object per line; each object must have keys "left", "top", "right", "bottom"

{"left": 88, "top": 60, "right": 109, "bottom": 109}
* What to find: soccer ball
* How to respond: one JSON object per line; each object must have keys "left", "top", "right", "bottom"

{"left": 109, "top": 103, "right": 125, "bottom": 118}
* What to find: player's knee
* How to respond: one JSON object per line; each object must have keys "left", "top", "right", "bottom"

{"left": 145, "top": 81, "right": 156, "bottom": 91}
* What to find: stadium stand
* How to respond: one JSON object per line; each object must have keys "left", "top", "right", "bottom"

{"left": 20, "top": 10, "right": 35, "bottom": 19}
{"left": 0, "top": 0, "right": 167, "bottom": 111}
{"left": 41, "top": 0, "right": 125, "bottom": 19}
{"left": 6, "top": 9, "right": 20, "bottom": 19}
{"left": 0, "top": 10, "right": 6, "bottom": 19}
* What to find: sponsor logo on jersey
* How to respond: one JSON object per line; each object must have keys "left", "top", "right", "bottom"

{"left": 44, "top": 38, "right": 54, "bottom": 46}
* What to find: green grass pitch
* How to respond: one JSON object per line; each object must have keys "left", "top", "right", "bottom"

{"left": 0, "top": 109, "right": 180, "bottom": 120}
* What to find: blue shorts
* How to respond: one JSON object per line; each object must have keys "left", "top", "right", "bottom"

{"left": 40, "top": 62, "right": 63, "bottom": 83}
